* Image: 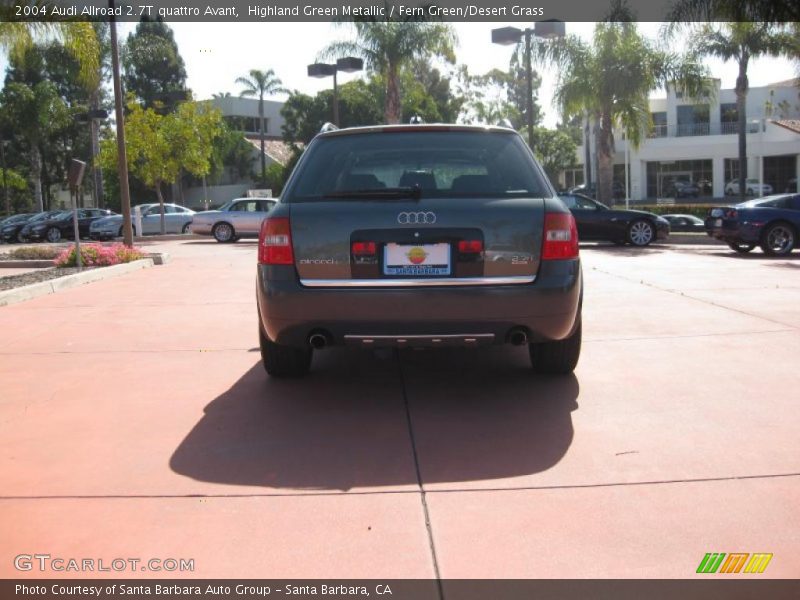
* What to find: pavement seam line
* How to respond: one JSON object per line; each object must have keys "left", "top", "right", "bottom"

{"left": 592, "top": 267, "right": 799, "bottom": 330}
{"left": 396, "top": 349, "right": 444, "bottom": 599}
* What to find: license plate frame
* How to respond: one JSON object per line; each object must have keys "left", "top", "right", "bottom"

{"left": 383, "top": 243, "right": 451, "bottom": 276}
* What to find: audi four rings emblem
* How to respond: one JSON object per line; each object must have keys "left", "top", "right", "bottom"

{"left": 397, "top": 211, "right": 436, "bottom": 225}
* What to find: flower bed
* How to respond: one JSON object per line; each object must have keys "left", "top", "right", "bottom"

{"left": 54, "top": 243, "right": 145, "bottom": 268}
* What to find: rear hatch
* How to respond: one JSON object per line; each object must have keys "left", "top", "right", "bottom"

{"left": 283, "top": 128, "right": 551, "bottom": 284}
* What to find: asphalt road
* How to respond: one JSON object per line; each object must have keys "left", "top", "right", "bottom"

{"left": 0, "top": 240, "right": 798, "bottom": 580}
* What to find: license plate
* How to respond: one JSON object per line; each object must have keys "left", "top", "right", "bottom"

{"left": 384, "top": 243, "right": 450, "bottom": 276}
{"left": 714, "top": 218, "right": 722, "bottom": 227}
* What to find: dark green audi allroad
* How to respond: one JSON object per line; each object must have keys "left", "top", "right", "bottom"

{"left": 256, "top": 124, "right": 582, "bottom": 377}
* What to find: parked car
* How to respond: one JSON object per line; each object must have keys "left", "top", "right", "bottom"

{"left": 569, "top": 181, "right": 625, "bottom": 200}
{"left": 25, "top": 208, "right": 115, "bottom": 242}
{"left": 559, "top": 192, "right": 670, "bottom": 246}
{"left": 724, "top": 178, "right": 773, "bottom": 196}
{"left": 5, "top": 210, "right": 65, "bottom": 243}
{"left": 661, "top": 214, "right": 706, "bottom": 232}
{"left": 89, "top": 203, "right": 195, "bottom": 240}
{"left": 668, "top": 180, "right": 700, "bottom": 198}
{"left": 705, "top": 194, "right": 800, "bottom": 255}
{"left": 191, "top": 197, "right": 277, "bottom": 242}
{"left": 0, "top": 213, "right": 35, "bottom": 243}
{"left": 256, "top": 123, "right": 583, "bottom": 377}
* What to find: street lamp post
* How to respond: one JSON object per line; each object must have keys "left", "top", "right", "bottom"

{"left": 491, "top": 21, "right": 565, "bottom": 152}
{"left": 75, "top": 108, "right": 109, "bottom": 209}
{"left": 307, "top": 57, "right": 364, "bottom": 127}
{"left": 109, "top": 0, "right": 133, "bottom": 247}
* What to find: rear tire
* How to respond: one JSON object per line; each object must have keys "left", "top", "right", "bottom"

{"left": 182, "top": 222, "right": 191, "bottom": 234}
{"left": 529, "top": 318, "right": 581, "bottom": 375}
{"left": 259, "top": 324, "right": 312, "bottom": 378}
{"left": 46, "top": 227, "right": 62, "bottom": 243}
{"left": 728, "top": 242, "right": 755, "bottom": 254}
{"left": 760, "top": 222, "right": 795, "bottom": 256}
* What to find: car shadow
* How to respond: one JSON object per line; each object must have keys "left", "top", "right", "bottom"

{"left": 169, "top": 346, "right": 579, "bottom": 491}
{"left": 581, "top": 243, "right": 667, "bottom": 257}
{"left": 704, "top": 250, "right": 800, "bottom": 261}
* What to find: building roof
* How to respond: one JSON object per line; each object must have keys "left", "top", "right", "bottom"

{"left": 766, "top": 78, "right": 800, "bottom": 88}
{"left": 771, "top": 119, "right": 800, "bottom": 134}
{"left": 245, "top": 137, "right": 297, "bottom": 166}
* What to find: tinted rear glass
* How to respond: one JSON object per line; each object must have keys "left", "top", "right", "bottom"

{"left": 285, "top": 131, "right": 552, "bottom": 201}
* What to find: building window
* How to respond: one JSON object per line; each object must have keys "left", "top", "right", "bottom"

{"left": 677, "top": 104, "right": 710, "bottom": 137}
{"left": 649, "top": 112, "right": 667, "bottom": 138}
{"left": 646, "top": 159, "right": 713, "bottom": 198}
{"left": 724, "top": 158, "right": 740, "bottom": 185}
{"left": 564, "top": 167, "right": 584, "bottom": 190}
{"left": 764, "top": 155, "right": 797, "bottom": 193}
{"left": 720, "top": 103, "right": 738, "bottom": 135}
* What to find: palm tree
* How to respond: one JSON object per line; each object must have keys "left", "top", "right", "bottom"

{"left": 212, "top": 91, "right": 232, "bottom": 99}
{"left": 321, "top": 12, "right": 456, "bottom": 124}
{"left": 680, "top": 23, "right": 798, "bottom": 200}
{"left": 538, "top": 4, "right": 709, "bottom": 204}
{"left": 0, "top": 21, "right": 99, "bottom": 86}
{"left": 235, "top": 69, "right": 286, "bottom": 184}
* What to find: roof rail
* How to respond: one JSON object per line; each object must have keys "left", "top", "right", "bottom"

{"left": 319, "top": 122, "right": 339, "bottom": 133}
{"left": 497, "top": 119, "right": 514, "bottom": 130}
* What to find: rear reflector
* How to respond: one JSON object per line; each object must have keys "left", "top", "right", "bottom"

{"left": 258, "top": 217, "right": 294, "bottom": 265}
{"left": 542, "top": 212, "right": 579, "bottom": 260}
{"left": 351, "top": 241, "right": 377, "bottom": 255}
{"left": 725, "top": 209, "right": 738, "bottom": 219}
{"left": 458, "top": 240, "right": 483, "bottom": 253}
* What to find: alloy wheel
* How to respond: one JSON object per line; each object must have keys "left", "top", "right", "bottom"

{"left": 214, "top": 223, "right": 233, "bottom": 242}
{"left": 764, "top": 225, "right": 794, "bottom": 256}
{"left": 629, "top": 221, "right": 654, "bottom": 246}
{"left": 46, "top": 227, "right": 61, "bottom": 243}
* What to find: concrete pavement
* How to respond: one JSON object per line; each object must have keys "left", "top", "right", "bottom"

{"left": 0, "top": 240, "right": 798, "bottom": 579}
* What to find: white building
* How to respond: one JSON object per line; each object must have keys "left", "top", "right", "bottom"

{"left": 569, "top": 79, "right": 800, "bottom": 201}
{"left": 182, "top": 97, "right": 293, "bottom": 208}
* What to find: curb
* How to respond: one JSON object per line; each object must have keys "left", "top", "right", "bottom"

{"left": 0, "top": 260, "right": 54, "bottom": 268}
{"left": 0, "top": 258, "right": 154, "bottom": 307}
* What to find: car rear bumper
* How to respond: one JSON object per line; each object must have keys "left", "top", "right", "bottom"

{"left": 705, "top": 222, "right": 762, "bottom": 243}
{"left": 257, "top": 259, "right": 582, "bottom": 349}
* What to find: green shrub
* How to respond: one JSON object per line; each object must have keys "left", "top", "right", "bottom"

{"left": 7, "top": 246, "right": 63, "bottom": 260}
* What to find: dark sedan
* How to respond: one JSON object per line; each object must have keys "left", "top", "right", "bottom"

{"left": 25, "top": 208, "right": 116, "bottom": 242}
{"left": 705, "top": 194, "right": 800, "bottom": 256}
{"left": 0, "top": 213, "right": 35, "bottom": 243}
{"left": 2, "top": 211, "right": 64, "bottom": 243}
{"left": 668, "top": 181, "right": 700, "bottom": 198}
{"left": 569, "top": 181, "right": 625, "bottom": 200}
{"left": 559, "top": 193, "right": 670, "bottom": 246}
{"left": 661, "top": 214, "right": 706, "bottom": 232}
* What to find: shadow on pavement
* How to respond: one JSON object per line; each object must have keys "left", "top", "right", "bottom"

{"left": 170, "top": 346, "right": 579, "bottom": 491}
{"left": 582, "top": 244, "right": 667, "bottom": 257}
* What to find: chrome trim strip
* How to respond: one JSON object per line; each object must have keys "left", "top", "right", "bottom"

{"left": 300, "top": 276, "right": 536, "bottom": 288}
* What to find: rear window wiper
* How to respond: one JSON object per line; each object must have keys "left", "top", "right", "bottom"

{"left": 321, "top": 186, "right": 422, "bottom": 200}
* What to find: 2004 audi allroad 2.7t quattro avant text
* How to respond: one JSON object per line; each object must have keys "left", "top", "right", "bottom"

{"left": 256, "top": 124, "right": 583, "bottom": 377}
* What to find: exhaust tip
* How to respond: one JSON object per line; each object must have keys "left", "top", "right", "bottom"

{"left": 309, "top": 333, "right": 329, "bottom": 350}
{"left": 509, "top": 328, "right": 528, "bottom": 346}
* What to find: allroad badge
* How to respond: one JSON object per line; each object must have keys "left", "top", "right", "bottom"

{"left": 397, "top": 211, "right": 436, "bottom": 225}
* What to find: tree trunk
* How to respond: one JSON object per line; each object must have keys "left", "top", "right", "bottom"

{"left": 31, "top": 145, "right": 43, "bottom": 212}
{"left": 385, "top": 64, "right": 401, "bottom": 124}
{"left": 259, "top": 93, "right": 267, "bottom": 185}
{"left": 90, "top": 90, "right": 104, "bottom": 208}
{"left": 596, "top": 112, "right": 615, "bottom": 206}
{"left": 736, "top": 56, "right": 749, "bottom": 203}
{"left": 155, "top": 182, "right": 166, "bottom": 235}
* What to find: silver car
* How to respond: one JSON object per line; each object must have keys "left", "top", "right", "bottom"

{"left": 191, "top": 197, "right": 277, "bottom": 242}
{"left": 89, "top": 203, "right": 195, "bottom": 240}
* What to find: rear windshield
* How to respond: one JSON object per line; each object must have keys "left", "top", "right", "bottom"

{"left": 285, "top": 130, "right": 552, "bottom": 201}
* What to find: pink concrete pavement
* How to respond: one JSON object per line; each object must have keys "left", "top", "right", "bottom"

{"left": 0, "top": 239, "right": 798, "bottom": 580}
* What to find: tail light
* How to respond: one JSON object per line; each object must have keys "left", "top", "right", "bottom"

{"left": 351, "top": 241, "right": 377, "bottom": 255}
{"left": 542, "top": 212, "right": 579, "bottom": 260}
{"left": 458, "top": 240, "right": 483, "bottom": 254}
{"left": 258, "top": 217, "right": 294, "bottom": 265}
{"left": 725, "top": 209, "right": 738, "bottom": 219}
